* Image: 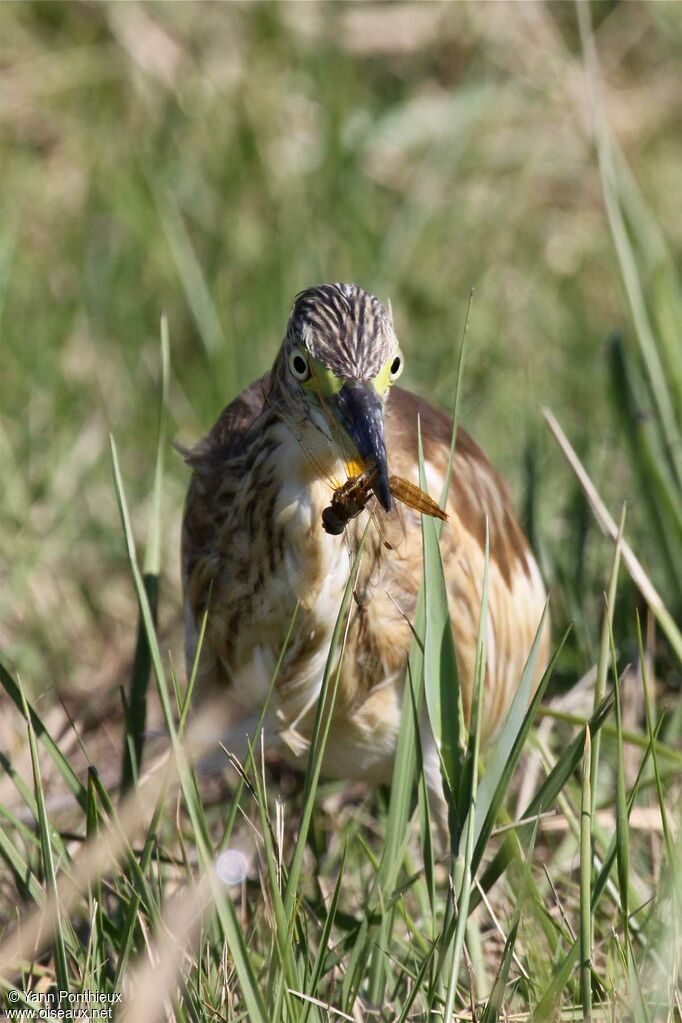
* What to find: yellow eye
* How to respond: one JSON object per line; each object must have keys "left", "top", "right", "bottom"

{"left": 389, "top": 353, "right": 403, "bottom": 382}
{"left": 373, "top": 350, "right": 404, "bottom": 395}
{"left": 289, "top": 349, "right": 311, "bottom": 382}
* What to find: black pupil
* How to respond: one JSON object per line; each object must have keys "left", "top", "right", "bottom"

{"left": 294, "top": 355, "right": 307, "bottom": 376}
{"left": 391, "top": 357, "right": 401, "bottom": 375}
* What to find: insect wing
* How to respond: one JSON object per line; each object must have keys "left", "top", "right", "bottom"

{"left": 365, "top": 492, "right": 406, "bottom": 552}
{"left": 388, "top": 476, "right": 448, "bottom": 522}
{"left": 263, "top": 388, "right": 343, "bottom": 493}
{"left": 350, "top": 521, "right": 385, "bottom": 606}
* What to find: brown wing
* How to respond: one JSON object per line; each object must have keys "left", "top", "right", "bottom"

{"left": 180, "top": 377, "right": 268, "bottom": 622}
{"left": 385, "top": 387, "right": 536, "bottom": 588}
{"left": 180, "top": 374, "right": 268, "bottom": 469}
{"left": 383, "top": 387, "right": 549, "bottom": 738}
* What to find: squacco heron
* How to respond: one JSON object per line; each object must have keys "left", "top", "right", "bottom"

{"left": 181, "top": 283, "right": 549, "bottom": 803}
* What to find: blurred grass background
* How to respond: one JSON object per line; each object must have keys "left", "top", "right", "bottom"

{"left": 1, "top": 0, "right": 681, "bottom": 703}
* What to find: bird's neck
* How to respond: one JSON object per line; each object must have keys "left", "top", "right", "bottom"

{"left": 223, "top": 414, "right": 351, "bottom": 721}
{"left": 239, "top": 413, "right": 351, "bottom": 614}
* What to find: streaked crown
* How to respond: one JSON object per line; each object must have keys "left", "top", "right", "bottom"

{"left": 287, "top": 283, "right": 398, "bottom": 381}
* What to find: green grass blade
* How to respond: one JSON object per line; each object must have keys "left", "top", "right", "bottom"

{"left": 0, "top": 660, "right": 87, "bottom": 811}
{"left": 148, "top": 176, "right": 229, "bottom": 364}
{"left": 409, "top": 664, "right": 436, "bottom": 940}
{"left": 580, "top": 726, "right": 593, "bottom": 1022}
{"left": 395, "top": 943, "right": 437, "bottom": 1023}
{"left": 439, "top": 288, "right": 473, "bottom": 510}
{"left": 178, "top": 604, "right": 210, "bottom": 734}
{"left": 471, "top": 602, "right": 554, "bottom": 859}
{"left": 300, "top": 840, "right": 348, "bottom": 1023}
{"left": 0, "top": 816, "right": 46, "bottom": 908}
{"left": 609, "top": 622, "right": 630, "bottom": 960}
{"left": 590, "top": 507, "right": 625, "bottom": 811}
{"left": 85, "top": 771, "right": 106, "bottom": 990}
{"left": 367, "top": 597, "right": 427, "bottom": 996}
{"left": 0, "top": 750, "right": 45, "bottom": 836}
{"left": 144, "top": 315, "right": 170, "bottom": 579}
{"left": 479, "top": 911, "right": 520, "bottom": 1023}
{"left": 636, "top": 614, "right": 679, "bottom": 913}
{"left": 422, "top": 466, "right": 461, "bottom": 803}
{"left": 607, "top": 338, "right": 682, "bottom": 605}
{"left": 475, "top": 685, "right": 616, "bottom": 906}
{"left": 340, "top": 912, "right": 371, "bottom": 1011}
{"left": 538, "top": 706, "right": 682, "bottom": 767}
{"left": 110, "top": 436, "right": 178, "bottom": 743}
{"left": 441, "top": 524, "right": 488, "bottom": 1022}
{"left": 121, "top": 317, "right": 170, "bottom": 792}
{"left": 18, "top": 678, "right": 70, "bottom": 993}
{"left": 614, "top": 143, "right": 682, "bottom": 415}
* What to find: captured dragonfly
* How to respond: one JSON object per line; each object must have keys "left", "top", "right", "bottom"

{"left": 321, "top": 463, "right": 447, "bottom": 540}
{"left": 263, "top": 374, "right": 448, "bottom": 597}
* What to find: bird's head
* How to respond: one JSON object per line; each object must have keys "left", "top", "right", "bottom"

{"left": 270, "top": 283, "right": 404, "bottom": 511}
